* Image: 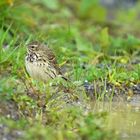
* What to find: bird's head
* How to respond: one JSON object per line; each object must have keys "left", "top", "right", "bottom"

{"left": 27, "top": 41, "right": 41, "bottom": 53}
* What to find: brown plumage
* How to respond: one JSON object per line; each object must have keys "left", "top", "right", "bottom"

{"left": 25, "top": 41, "right": 67, "bottom": 82}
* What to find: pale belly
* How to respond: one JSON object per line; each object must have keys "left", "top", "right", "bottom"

{"left": 25, "top": 60, "right": 52, "bottom": 82}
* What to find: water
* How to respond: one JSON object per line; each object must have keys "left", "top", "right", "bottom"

{"left": 91, "top": 96, "right": 140, "bottom": 140}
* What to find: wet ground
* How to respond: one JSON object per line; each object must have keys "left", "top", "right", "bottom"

{"left": 0, "top": 81, "right": 140, "bottom": 140}
{"left": 0, "top": 95, "right": 140, "bottom": 140}
{"left": 91, "top": 97, "right": 140, "bottom": 140}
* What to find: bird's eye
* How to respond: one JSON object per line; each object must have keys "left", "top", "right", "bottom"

{"left": 28, "top": 44, "right": 38, "bottom": 50}
{"left": 31, "top": 46, "right": 35, "bottom": 48}
{"left": 29, "top": 45, "right": 36, "bottom": 49}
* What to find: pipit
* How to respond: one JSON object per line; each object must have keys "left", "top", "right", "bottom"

{"left": 25, "top": 41, "right": 67, "bottom": 82}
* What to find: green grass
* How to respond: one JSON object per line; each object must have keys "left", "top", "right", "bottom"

{"left": 0, "top": 0, "right": 140, "bottom": 139}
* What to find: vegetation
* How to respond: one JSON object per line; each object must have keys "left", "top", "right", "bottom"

{"left": 0, "top": 0, "right": 140, "bottom": 139}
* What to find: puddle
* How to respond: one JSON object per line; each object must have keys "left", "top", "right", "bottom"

{"left": 91, "top": 95, "right": 140, "bottom": 140}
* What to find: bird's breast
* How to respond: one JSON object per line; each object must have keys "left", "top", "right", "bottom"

{"left": 26, "top": 53, "right": 38, "bottom": 62}
{"left": 25, "top": 56, "right": 56, "bottom": 82}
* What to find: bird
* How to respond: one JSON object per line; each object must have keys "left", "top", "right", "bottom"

{"left": 25, "top": 41, "right": 67, "bottom": 83}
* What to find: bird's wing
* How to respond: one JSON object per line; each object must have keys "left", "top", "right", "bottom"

{"left": 43, "top": 45, "right": 62, "bottom": 75}
{"left": 43, "top": 44, "right": 68, "bottom": 81}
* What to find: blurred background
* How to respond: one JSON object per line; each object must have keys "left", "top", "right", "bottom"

{"left": 1, "top": 0, "right": 140, "bottom": 39}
